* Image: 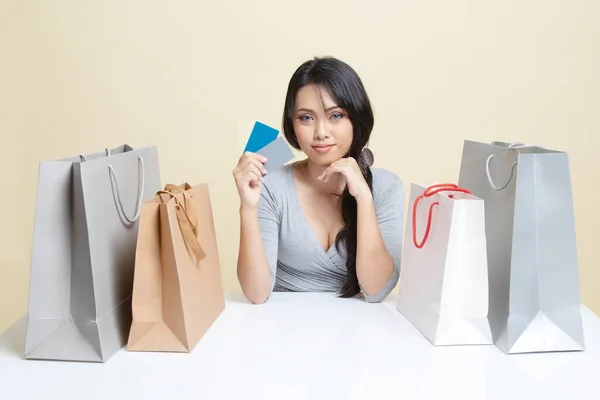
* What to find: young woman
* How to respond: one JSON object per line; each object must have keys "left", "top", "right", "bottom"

{"left": 233, "top": 56, "right": 404, "bottom": 304}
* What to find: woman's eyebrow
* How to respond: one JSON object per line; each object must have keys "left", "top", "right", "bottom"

{"left": 296, "top": 106, "right": 341, "bottom": 113}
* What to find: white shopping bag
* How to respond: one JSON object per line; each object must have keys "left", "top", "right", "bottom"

{"left": 397, "top": 183, "right": 493, "bottom": 346}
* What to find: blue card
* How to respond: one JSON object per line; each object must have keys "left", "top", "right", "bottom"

{"left": 256, "top": 136, "right": 295, "bottom": 174}
{"left": 244, "top": 121, "right": 279, "bottom": 153}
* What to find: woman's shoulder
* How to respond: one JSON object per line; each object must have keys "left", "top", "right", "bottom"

{"left": 259, "top": 162, "right": 295, "bottom": 208}
{"left": 261, "top": 162, "right": 294, "bottom": 190}
{"left": 370, "top": 167, "right": 404, "bottom": 198}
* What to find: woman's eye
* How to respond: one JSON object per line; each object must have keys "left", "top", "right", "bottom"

{"left": 299, "top": 115, "right": 313, "bottom": 122}
{"left": 331, "top": 113, "right": 344, "bottom": 120}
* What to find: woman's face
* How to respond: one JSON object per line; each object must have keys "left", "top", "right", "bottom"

{"left": 292, "top": 83, "right": 354, "bottom": 167}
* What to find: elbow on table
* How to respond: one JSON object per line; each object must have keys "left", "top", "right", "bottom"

{"left": 240, "top": 282, "right": 272, "bottom": 305}
{"left": 361, "top": 268, "right": 400, "bottom": 303}
{"left": 363, "top": 292, "right": 386, "bottom": 304}
{"left": 237, "top": 266, "right": 273, "bottom": 304}
{"left": 245, "top": 292, "right": 269, "bottom": 305}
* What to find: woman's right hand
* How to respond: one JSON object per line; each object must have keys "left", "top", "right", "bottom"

{"left": 233, "top": 152, "right": 268, "bottom": 209}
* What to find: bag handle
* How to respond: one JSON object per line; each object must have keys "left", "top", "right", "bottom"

{"left": 158, "top": 185, "right": 206, "bottom": 265}
{"left": 163, "top": 183, "right": 192, "bottom": 194}
{"left": 485, "top": 142, "right": 537, "bottom": 191}
{"left": 108, "top": 156, "right": 146, "bottom": 224}
{"left": 78, "top": 147, "right": 145, "bottom": 224}
{"left": 78, "top": 148, "right": 112, "bottom": 162}
{"left": 412, "top": 183, "right": 471, "bottom": 249}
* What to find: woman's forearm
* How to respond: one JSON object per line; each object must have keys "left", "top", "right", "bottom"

{"left": 355, "top": 197, "right": 395, "bottom": 297}
{"left": 237, "top": 207, "right": 271, "bottom": 303}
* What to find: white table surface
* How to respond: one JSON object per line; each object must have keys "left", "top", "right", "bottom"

{"left": 1, "top": 292, "right": 599, "bottom": 400}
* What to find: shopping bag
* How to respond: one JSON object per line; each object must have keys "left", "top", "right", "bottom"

{"left": 127, "top": 183, "right": 225, "bottom": 352}
{"left": 457, "top": 140, "right": 585, "bottom": 353}
{"left": 24, "top": 145, "right": 162, "bottom": 362}
{"left": 397, "top": 183, "right": 493, "bottom": 346}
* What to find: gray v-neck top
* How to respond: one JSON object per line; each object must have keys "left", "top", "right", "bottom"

{"left": 257, "top": 162, "right": 404, "bottom": 302}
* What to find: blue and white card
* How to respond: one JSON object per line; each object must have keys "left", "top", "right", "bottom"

{"left": 244, "top": 121, "right": 279, "bottom": 153}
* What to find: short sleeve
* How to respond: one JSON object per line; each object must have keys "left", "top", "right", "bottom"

{"left": 257, "top": 180, "right": 280, "bottom": 296}
{"left": 362, "top": 176, "right": 404, "bottom": 303}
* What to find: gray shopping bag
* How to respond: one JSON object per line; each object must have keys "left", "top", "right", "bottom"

{"left": 24, "top": 145, "right": 161, "bottom": 362}
{"left": 457, "top": 140, "right": 585, "bottom": 354}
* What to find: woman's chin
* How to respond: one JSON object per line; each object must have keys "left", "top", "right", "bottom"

{"left": 309, "top": 155, "right": 340, "bottom": 167}
{"left": 306, "top": 149, "right": 344, "bottom": 166}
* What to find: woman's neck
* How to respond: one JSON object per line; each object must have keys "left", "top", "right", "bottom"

{"left": 304, "top": 158, "right": 326, "bottom": 181}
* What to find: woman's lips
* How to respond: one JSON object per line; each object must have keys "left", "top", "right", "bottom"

{"left": 312, "top": 144, "right": 334, "bottom": 153}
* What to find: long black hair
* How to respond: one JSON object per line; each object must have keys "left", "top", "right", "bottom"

{"left": 282, "top": 56, "right": 375, "bottom": 298}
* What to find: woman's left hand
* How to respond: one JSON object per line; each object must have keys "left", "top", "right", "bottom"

{"left": 317, "top": 157, "right": 373, "bottom": 202}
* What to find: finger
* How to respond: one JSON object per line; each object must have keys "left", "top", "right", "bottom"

{"left": 246, "top": 156, "right": 268, "bottom": 175}
{"left": 319, "top": 165, "right": 344, "bottom": 182}
{"left": 337, "top": 176, "right": 348, "bottom": 193}
{"left": 240, "top": 171, "right": 261, "bottom": 190}
{"left": 249, "top": 164, "right": 264, "bottom": 181}
{"left": 242, "top": 151, "right": 268, "bottom": 164}
{"left": 249, "top": 170, "right": 263, "bottom": 188}
{"left": 235, "top": 160, "right": 261, "bottom": 181}
{"left": 241, "top": 163, "right": 261, "bottom": 178}
{"left": 244, "top": 165, "right": 263, "bottom": 184}
{"left": 238, "top": 153, "right": 267, "bottom": 174}
{"left": 317, "top": 167, "right": 332, "bottom": 181}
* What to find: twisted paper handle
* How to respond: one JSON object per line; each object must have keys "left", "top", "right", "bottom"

{"left": 412, "top": 183, "right": 472, "bottom": 249}
{"left": 158, "top": 184, "right": 206, "bottom": 265}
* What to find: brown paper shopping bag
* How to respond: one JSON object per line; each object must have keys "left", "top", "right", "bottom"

{"left": 127, "top": 183, "right": 225, "bottom": 352}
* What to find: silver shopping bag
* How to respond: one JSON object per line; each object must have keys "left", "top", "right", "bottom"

{"left": 24, "top": 145, "right": 162, "bottom": 362}
{"left": 457, "top": 140, "right": 585, "bottom": 354}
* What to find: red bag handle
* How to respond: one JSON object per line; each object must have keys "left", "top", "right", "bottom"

{"left": 412, "top": 183, "right": 472, "bottom": 249}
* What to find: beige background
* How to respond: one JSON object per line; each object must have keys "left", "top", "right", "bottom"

{"left": 1, "top": 0, "right": 599, "bottom": 334}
